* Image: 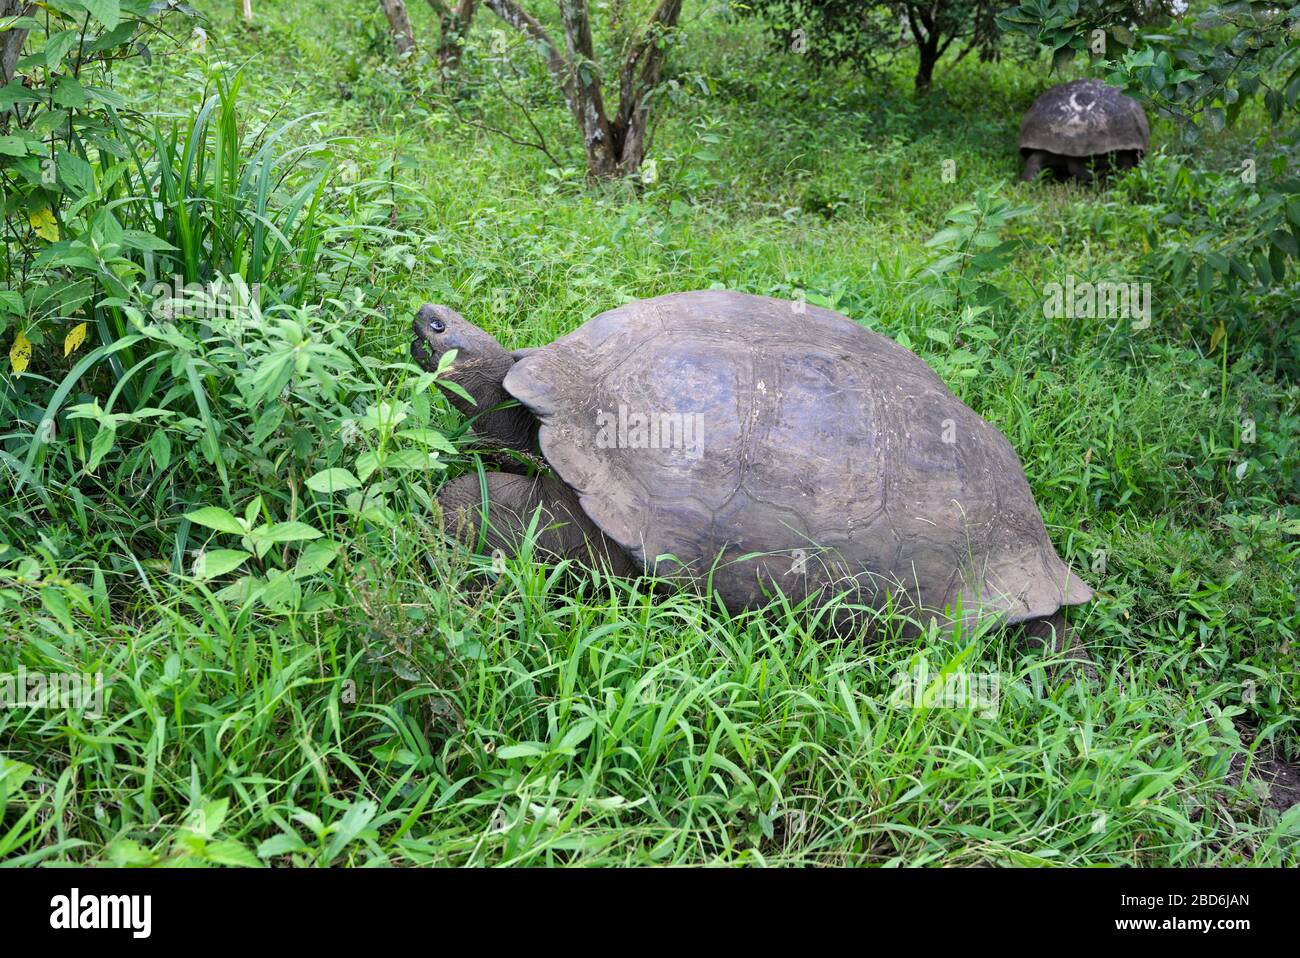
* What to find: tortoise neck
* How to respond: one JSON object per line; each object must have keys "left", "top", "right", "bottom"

{"left": 450, "top": 351, "right": 536, "bottom": 454}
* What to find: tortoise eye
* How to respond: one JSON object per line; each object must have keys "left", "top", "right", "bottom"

{"left": 430, "top": 318, "right": 446, "bottom": 333}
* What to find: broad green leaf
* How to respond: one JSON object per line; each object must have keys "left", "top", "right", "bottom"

{"left": 396, "top": 428, "right": 457, "bottom": 453}
{"left": 0, "top": 82, "right": 41, "bottom": 109}
{"left": 1270, "top": 229, "right": 1298, "bottom": 258}
{"left": 355, "top": 450, "right": 380, "bottom": 482}
{"left": 193, "top": 549, "right": 251, "bottom": 580}
{"left": 385, "top": 448, "right": 440, "bottom": 471}
{"left": 204, "top": 840, "right": 262, "bottom": 868}
{"left": 0, "top": 15, "right": 39, "bottom": 32}
{"left": 150, "top": 429, "right": 171, "bottom": 472}
{"left": 184, "top": 506, "right": 247, "bottom": 536}
{"left": 1197, "top": 263, "right": 1213, "bottom": 295}
{"left": 120, "top": 229, "right": 176, "bottom": 252}
{"left": 496, "top": 743, "right": 546, "bottom": 760}
{"left": 0, "top": 759, "right": 34, "bottom": 801}
{"left": 556, "top": 719, "right": 596, "bottom": 754}
{"left": 188, "top": 798, "right": 229, "bottom": 838}
{"left": 259, "top": 570, "right": 301, "bottom": 612}
{"left": 51, "top": 75, "right": 87, "bottom": 108}
{"left": 105, "top": 839, "right": 155, "bottom": 867}
{"left": 292, "top": 540, "right": 340, "bottom": 578}
{"left": 323, "top": 799, "right": 378, "bottom": 863}
{"left": 1252, "top": 250, "right": 1272, "bottom": 285}
{"left": 305, "top": 468, "right": 361, "bottom": 493}
{"left": 80, "top": 0, "right": 121, "bottom": 30}
{"left": 86, "top": 422, "right": 115, "bottom": 471}
{"left": 256, "top": 833, "right": 309, "bottom": 859}
{"left": 42, "top": 30, "right": 79, "bottom": 70}
{"left": 56, "top": 152, "right": 96, "bottom": 196}
{"left": 40, "top": 587, "right": 73, "bottom": 632}
{"left": 259, "top": 521, "right": 323, "bottom": 544}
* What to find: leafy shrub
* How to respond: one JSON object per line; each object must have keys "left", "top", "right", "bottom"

{"left": 1, "top": 45, "right": 460, "bottom": 610}
{"left": 0, "top": 2, "right": 187, "bottom": 360}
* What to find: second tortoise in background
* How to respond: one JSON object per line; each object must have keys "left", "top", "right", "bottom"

{"left": 1019, "top": 78, "right": 1150, "bottom": 182}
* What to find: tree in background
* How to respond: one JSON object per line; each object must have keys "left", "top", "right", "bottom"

{"left": 377, "top": 0, "right": 480, "bottom": 68}
{"left": 378, "top": 0, "right": 417, "bottom": 58}
{"left": 482, "top": 0, "right": 683, "bottom": 179}
{"left": 429, "top": 0, "right": 479, "bottom": 67}
{"left": 745, "top": 0, "right": 1002, "bottom": 91}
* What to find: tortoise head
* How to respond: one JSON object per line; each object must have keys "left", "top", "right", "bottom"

{"left": 411, "top": 304, "right": 534, "bottom": 452}
{"left": 411, "top": 304, "right": 509, "bottom": 375}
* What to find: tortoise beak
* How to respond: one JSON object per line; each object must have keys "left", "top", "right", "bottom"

{"left": 411, "top": 305, "right": 440, "bottom": 368}
{"left": 411, "top": 335, "right": 433, "bottom": 369}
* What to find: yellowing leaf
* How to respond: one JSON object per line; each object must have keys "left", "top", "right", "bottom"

{"left": 10, "top": 328, "right": 31, "bottom": 374}
{"left": 63, "top": 321, "right": 88, "bottom": 357}
{"left": 28, "top": 207, "right": 58, "bottom": 242}
{"left": 1209, "top": 320, "right": 1226, "bottom": 355}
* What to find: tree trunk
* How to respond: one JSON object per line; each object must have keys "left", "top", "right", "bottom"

{"left": 241, "top": 0, "right": 253, "bottom": 24}
{"left": 431, "top": 0, "right": 477, "bottom": 70}
{"left": 905, "top": 6, "right": 942, "bottom": 92}
{"left": 482, "top": 0, "right": 681, "bottom": 180}
{"left": 609, "top": 0, "right": 681, "bottom": 176}
{"left": 1, "top": 2, "right": 35, "bottom": 85}
{"left": 915, "top": 33, "right": 938, "bottom": 91}
{"left": 379, "top": 0, "right": 417, "bottom": 59}
{"left": 559, "top": 0, "right": 618, "bottom": 179}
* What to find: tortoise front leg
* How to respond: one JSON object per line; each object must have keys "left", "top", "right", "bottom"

{"left": 437, "top": 472, "right": 636, "bottom": 575}
{"left": 1019, "top": 150, "right": 1049, "bottom": 182}
{"left": 1018, "top": 610, "right": 1100, "bottom": 684}
{"left": 1112, "top": 150, "right": 1140, "bottom": 172}
{"left": 1064, "top": 156, "right": 1095, "bottom": 183}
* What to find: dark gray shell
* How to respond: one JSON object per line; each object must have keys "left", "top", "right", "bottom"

{"left": 503, "top": 291, "right": 1092, "bottom": 627}
{"left": 1019, "top": 79, "right": 1149, "bottom": 157}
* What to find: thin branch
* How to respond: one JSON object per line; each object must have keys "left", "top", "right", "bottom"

{"left": 489, "top": 64, "right": 562, "bottom": 167}
{"left": 481, "top": 0, "right": 572, "bottom": 96}
{"left": 613, "top": 0, "right": 681, "bottom": 141}
{"left": 429, "top": 80, "right": 563, "bottom": 168}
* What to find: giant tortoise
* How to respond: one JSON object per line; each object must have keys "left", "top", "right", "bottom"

{"left": 412, "top": 290, "right": 1093, "bottom": 645}
{"left": 1019, "top": 78, "right": 1149, "bottom": 182}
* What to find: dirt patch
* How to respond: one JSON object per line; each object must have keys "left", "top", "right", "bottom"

{"left": 1226, "top": 721, "right": 1300, "bottom": 813}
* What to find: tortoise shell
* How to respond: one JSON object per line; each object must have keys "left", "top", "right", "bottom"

{"left": 503, "top": 290, "right": 1092, "bottom": 626}
{"left": 1019, "top": 79, "right": 1149, "bottom": 158}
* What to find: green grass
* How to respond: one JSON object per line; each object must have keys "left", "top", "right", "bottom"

{"left": 0, "top": 0, "right": 1296, "bottom": 866}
